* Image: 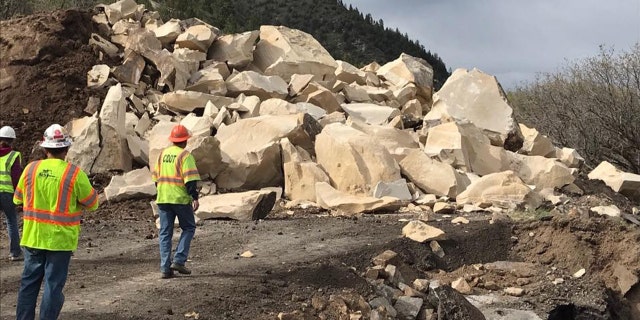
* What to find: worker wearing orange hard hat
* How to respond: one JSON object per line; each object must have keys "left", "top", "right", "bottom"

{"left": 152, "top": 124, "right": 201, "bottom": 279}
{"left": 14, "top": 124, "right": 99, "bottom": 319}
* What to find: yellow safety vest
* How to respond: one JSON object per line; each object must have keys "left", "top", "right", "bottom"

{"left": 152, "top": 145, "right": 200, "bottom": 204}
{"left": 13, "top": 159, "right": 99, "bottom": 251}
{"left": 0, "top": 150, "right": 21, "bottom": 193}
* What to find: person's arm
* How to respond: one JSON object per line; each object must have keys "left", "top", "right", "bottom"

{"left": 10, "top": 155, "right": 22, "bottom": 189}
{"left": 181, "top": 153, "right": 201, "bottom": 211}
{"left": 75, "top": 170, "right": 99, "bottom": 211}
{"left": 13, "top": 162, "right": 28, "bottom": 206}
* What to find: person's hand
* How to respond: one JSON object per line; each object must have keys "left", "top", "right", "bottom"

{"left": 192, "top": 199, "right": 199, "bottom": 212}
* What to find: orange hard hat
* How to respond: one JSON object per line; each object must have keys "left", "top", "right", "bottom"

{"left": 169, "top": 124, "right": 191, "bottom": 143}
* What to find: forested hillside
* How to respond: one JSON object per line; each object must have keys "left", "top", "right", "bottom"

{"left": 1, "top": 0, "right": 450, "bottom": 88}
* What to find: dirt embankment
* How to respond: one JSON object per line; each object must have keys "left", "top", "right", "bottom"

{"left": 0, "top": 10, "right": 102, "bottom": 161}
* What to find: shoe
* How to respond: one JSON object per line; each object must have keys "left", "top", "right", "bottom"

{"left": 161, "top": 271, "right": 174, "bottom": 279}
{"left": 170, "top": 263, "right": 191, "bottom": 275}
{"left": 9, "top": 255, "right": 23, "bottom": 261}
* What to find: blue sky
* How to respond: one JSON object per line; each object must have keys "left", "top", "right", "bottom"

{"left": 341, "top": 0, "right": 640, "bottom": 89}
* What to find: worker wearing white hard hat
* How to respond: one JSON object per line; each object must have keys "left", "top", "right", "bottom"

{"left": 0, "top": 125, "right": 23, "bottom": 261}
{"left": 14, "top": 124, "right": 99, "bottom": 319}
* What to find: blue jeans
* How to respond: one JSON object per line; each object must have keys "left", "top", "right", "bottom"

{"left": 0, "top": 191, "right": 21, "bottom": 257}
{"left": 16, "top": 248, "right": 72, "bottom": 320}
{"left": 158, "top": 204, "right": 196, "bottom": 273}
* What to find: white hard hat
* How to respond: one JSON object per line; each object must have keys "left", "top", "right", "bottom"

{"left": 0, "top": 126, "right": 16, "bottom": 139}
{"left": 40, "top": 124, "right": 72, "bottom": 148}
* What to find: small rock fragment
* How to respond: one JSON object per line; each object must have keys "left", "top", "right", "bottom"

{"left": 240, "top": 250, "right": 255, "bottom": 258}
{"left": 503, "top": 287, "right": 525, "bottom": 297}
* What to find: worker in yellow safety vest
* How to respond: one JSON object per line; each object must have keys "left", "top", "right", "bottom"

{"left": 152, "top": 124, "right": 201, "bottom": 279}
{"left": 0, "top": 125, "right": 23, "bottom": 261}
{"left": 14, "top": 124, "right": 99, "bottom": 320}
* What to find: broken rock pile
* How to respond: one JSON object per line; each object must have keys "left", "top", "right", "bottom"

{"left": 71, "top": 0, "right": 639, "bottom": 222}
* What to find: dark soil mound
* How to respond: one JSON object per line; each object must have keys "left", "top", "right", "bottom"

{"left": 0, "top": 10, "right": 100, "bottom": 161}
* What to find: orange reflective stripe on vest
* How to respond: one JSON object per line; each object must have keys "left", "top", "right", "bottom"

{"left": 24, "top": 161, "right": 41, "bottom": 209}
{"left": 23, "top": 209, "right": 82, "bottom": 226}
{"left": 79, "top": 189, "right": 98, "bottom": 208}
{"left": 55, "top": 164, "right": 80, "bottom": 213}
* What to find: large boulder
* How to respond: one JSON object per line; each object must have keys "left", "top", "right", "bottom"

{"left": 377, "top": 53, "right": 433, "bottom": 102}
{"left": 104, "top": 167, "right": 156, "bottom": 202}
{"left": 424, "top": 68, "right": 524, "bottom": 150}
{"left": 509, "top": 153, "right": 575, "bottom": 189}
{"left": 153, "top": 19, "right": 182, "bottom": 46}
{"left": 258, "top": 98, "right": 298, "bottom": 116}
{"left": 102, "top": 0, "right": 138, "bottom": 24}
{"left": 340, "top": 103, "right": 400, "bottom": 125}
{"left": 215, "top": 114, "right": 322, "bottom": 190}
{"left": 342, "top": 83, "right": 371, "bottom": 103}
{"left": 186, "top": 67, "right": 227, "bottom": 95}
{"left": 281, "top": 138, "right": 330, "bottom": 202}
{"left": 92, "top": 84, "right": 132, "bottom": 173}
{"left": 456, "top": 171, "right": 541, "bottom": 209}
{"left": 399, "top": 150, "right": 470, "bottom": 198}
{"left": 66, "top": 115, "right": 101, "bottom": 173}
{"left": 335, "top": 60, "right": 366, "bottom": 85}
{"left": 315, "top": 123, "right": 401, "bottom": 195}
{"left": 127, "top": 135, "right": 149, "bottom": 165}
{"left": 424, "top": 120, "right": 507, "bottom": 175}
{"left": 186, "top": 136, "right": 225, "bottom": 180}
{"left": 295, "top": 84, "right": 341, "bottom": 113}
{"left": 554, "top": 147, "right": 585, "bottom": 169}
{"left": 145, "top": 49, "right": 191, "bottom": 91}
{"left": 196, "top": 190, "right": 277, "bottom": 221}
{"left": 112, "top": 52, "right": 145, "bottom": 85}
{"left": 348, "top": 122, "right": 419, "bottom": 162}
{"left": 161, "top": 90, "right": 231, "bottom": 113}
{"left": 519, "top": 123, "right": 555, "bottom": 157}
{"left": 315, "top": 182, "right": 402, "bottom": 215}
{"left": 124, "top": 27, "right": 162, "bottom": 58}
{"left": 402, "top": 220, "right": 446, "bottom": 243}
{"left": 225, "top": 71, "right": 288, "bottom": 100}
{"left": 588, "top": 161, "right": 640, "bottom": 201}
{"left": 253, "top": 25, "right": 337, "bottom": 81}
{"left": 173, "top": 47, "right": 207, "bottom": 75}
{"left": 175, "top": 24, "right": 219, "bottom": 52}
{"left": 207, "top": 30, "right": 259, "bottom": 68}
{"left": 147, "top": 121, "right": 175, "bottom": 173}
